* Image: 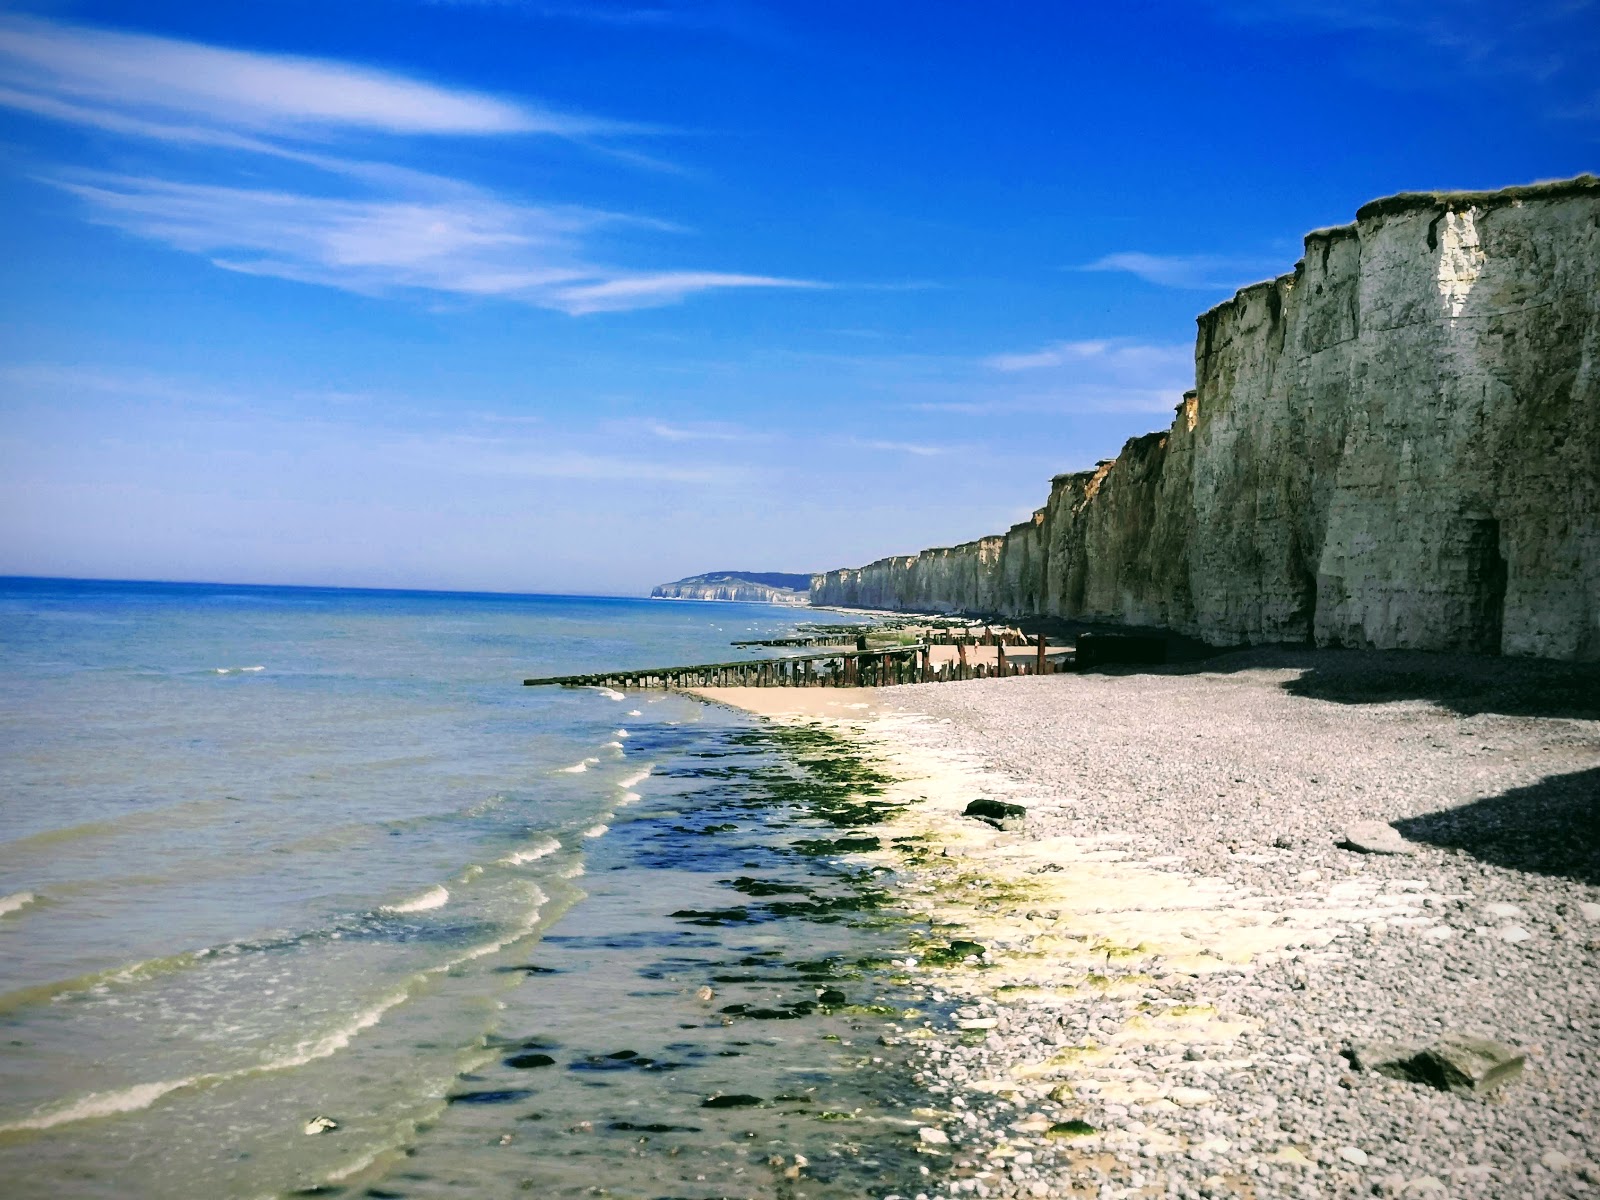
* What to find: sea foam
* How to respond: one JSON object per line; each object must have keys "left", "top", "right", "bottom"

{"left": 499, "top": 837, "right": 560, "bottom": 866}
{"left": 0, "top": 891, "right": 36, "bottom": 918}
{"left": 382, "top": 885, "right": 449, "bottom": 914}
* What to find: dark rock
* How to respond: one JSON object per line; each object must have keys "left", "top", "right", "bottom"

{"left": 964, "top": 798, "right": 1027, "bottom": 829}
{"left": 702, "top": 1093, "right": 764, "bottom": 1108}
{"left": 817, "top": 988, "right": 847, "bottom": 1005}
{"left": 447, "top": 1089, "right": 534, "bottom": 1105}
{"left": 504, "top": 1052, "right": 556, "bottom": 1069}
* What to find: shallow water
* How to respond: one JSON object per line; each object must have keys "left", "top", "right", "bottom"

{"left": 0, "top": 580, "right": 937, "bottom": 1198}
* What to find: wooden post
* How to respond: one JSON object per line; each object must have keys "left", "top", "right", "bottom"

{"left": 997, "top": 643, "right": 1007, "bottom": 678}
{"left": 957, "top": 640, "right": 969, "bottom": 681}
{"left": 1036, "top": 632, "right": 1047, "bottom": 675}
{"left": 921, "top": 647, "right": 932, "bottom": 682}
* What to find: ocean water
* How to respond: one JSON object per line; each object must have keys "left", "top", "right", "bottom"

{"left": 0, "top": 580, "right": 937, "bottom": 1198}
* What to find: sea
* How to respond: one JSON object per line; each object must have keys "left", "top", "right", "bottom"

{"left": 0, "top": 578, "right": 941, "bottom": 1199}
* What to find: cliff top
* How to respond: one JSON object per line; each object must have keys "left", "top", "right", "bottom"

{"left": 1199, "top": 174, "right": 1600, "bottom": 327}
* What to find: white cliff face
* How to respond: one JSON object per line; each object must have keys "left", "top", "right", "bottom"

{"left": 812, "top": 176, "right": 1600, "bottom": 661}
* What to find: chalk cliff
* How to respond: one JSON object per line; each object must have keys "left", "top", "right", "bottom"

{"left": 812, "top": 176, "right": 1600, "bottom": 660}
{"left": 652, "top": 572, "right": 811, "bottom": 605}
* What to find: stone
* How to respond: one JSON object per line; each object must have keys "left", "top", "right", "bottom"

{"left": 1339, "top": 822, "right": 1415, "bottom": 856}
{"left": 702, "top": 1094, "right": 764, "bottom": 1108}
{"left": 1339, "top": 1146, "right": 1369, "bottom": 1165}
{"left": 919, "top": 1127, "right": 950, "bottom": 1145}
{"left": 1498, "top": 925, "right": 1532, "bottom": 943}
{"left": 503, "top": 1052, "right": 556, "bottom": 1069}
{"left": 1576, "top": 902, "right": 1600, "bottom": 923}
{"left": 303, "top": 1116, "right": 338, "bottom": 1135}
{"left": 964, "top": 798, "right": 1027, "bottom": 829}
{"left": 1349, "top": 1035, "right": 1525, "bottom": 1094}
{"left": 1539, "top": 1150, "right": 1574, "bottom": 1171}
{"left": 1404, "top": 1177, "right": 1447, "bottom": 1195}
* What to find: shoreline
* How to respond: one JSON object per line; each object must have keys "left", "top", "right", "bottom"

{"left": 686, "top": 648, "right": 1600, "bottom": 1198}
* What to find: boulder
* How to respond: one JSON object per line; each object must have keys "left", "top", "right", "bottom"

{"left": 1339, "top": 821, "right": 1415, "bottom": 855}
{"left": 964, "top": 798, "right": 1027, "bottom": 830}
{"left": 1348, "top": 1034, "right": 1524, "bottom": 1094}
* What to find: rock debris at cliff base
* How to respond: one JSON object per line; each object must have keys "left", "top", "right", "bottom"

{"left": 818, "top": 650, "right": 1600, "bottom": 1199}
{"left": 813, "top": 174, "right": 1600, "bottom": 662}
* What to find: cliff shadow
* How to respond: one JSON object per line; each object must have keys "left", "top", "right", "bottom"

{"left": 1393, "top": 767, "right": 1600, "bottom": 885}
{"left": 1163, "top": 646, "right": 1600, "bottom": 722}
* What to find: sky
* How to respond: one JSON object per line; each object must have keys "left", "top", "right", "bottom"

{"left": 0, "top": 1, "right": 1595, "bottom": 595}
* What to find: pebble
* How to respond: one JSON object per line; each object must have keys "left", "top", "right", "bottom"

{"left": 877, "top": 650, "right": 1600, "bottom": 1200}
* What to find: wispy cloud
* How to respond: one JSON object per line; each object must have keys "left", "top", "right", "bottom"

{"left": 0, "top": 16, "right": 608, "bottom": 137}
{"left": 641, "top": 420, "right": 764, "bottom": 442}
{"left": 0, "top": 15, "right": 818, "bottom": 314}
{"left": 852, "top": 439, "right": 948, "bottom": 457}
{"left": 47, "top": 171, "right": 817, "bottom": 313}
{"left": 980, "top": 338, "right": 1193, "bottom": 413}
{"left": 1079, "top": 251, "right": 1280, "bottom": 291}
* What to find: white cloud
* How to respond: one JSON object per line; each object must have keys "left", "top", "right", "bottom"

{"left": 0, "top": 15, "right": 603, "bottom": 137}
{"left": 981, "top": 338, "right": 1193, "bottom": 413}
{"left": 49, "top": 171, "right": 818, "bottom": 314}
{"left": 642, "top": 421, "right": 762, "bottom": 442}
{"left": 1, "top": 16, "right": 817, "bottom": 314}
{"left": 852, "top": 439, "right": 947, "bottom": 457}
{"left": 555, "top": 271, "right": 823, "bottom": 314}
{"left": 1079, "top": 251, "right": 1279, "bottom": 290}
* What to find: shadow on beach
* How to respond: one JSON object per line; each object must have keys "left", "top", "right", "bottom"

{"left": 1394, "top": 767, "right": 1600, "bottom": 885}
{"left": 1075, "top": 643, "right": 1600, "bottom": 723}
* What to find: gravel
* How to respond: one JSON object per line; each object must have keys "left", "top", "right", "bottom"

{"left": 877, "top": 647, "right": 1600, "bottom": 1200}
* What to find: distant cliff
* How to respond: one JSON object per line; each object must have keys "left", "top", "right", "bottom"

{"left": 651, "top": 572, "right": 812, "bottom": 605}
{"left": 813, "top": 175, "right": 1600, "bottom": 661}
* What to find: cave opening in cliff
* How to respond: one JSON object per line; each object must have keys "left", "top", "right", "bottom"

{"left": 1466, "top": 517, "right": 1508, "bottom": 655}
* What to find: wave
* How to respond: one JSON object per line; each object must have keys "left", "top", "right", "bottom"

{"left": 0, "top": 891, "right": 36, "bottom": 918}
{"left": 556, "top": 758, "right": 599, "bottom": 774}
{"left": 618, "top": 768, "right": 652, "bottom": 789}
{"left": 381, "top": 885, "right": 449, "bottom": 914}
{"left": 618, "top": 792, "right": 642, "bottom": 807}
{"left": 0, "top": 884, "right": 551, "bottom": 1135}
{"left": 601, "top": 741, "right": 624, "bottom": 751}
{"left": 593, "top": 687, "right": 625, "bottom": 701}
{"left": 499, "top": 837, "right": 560, "bottom": 866}
{"left": 583, "top": 823, "right": 610, "bottom": 839}
{"left": 0, "top": 948, "right": 204, "bottom": 1017}
{"left": 613, "top": 729, "right": 630, "bottom": 738}
{"left": 213, "top": 665, "right": 266, "bottom": 675}
{"left": 626, "top": 709, "right": 642, "bottom": 716}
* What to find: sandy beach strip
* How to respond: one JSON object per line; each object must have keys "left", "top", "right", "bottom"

{"left": 687, "top": 648, "right": 1600, "bottom": 1199}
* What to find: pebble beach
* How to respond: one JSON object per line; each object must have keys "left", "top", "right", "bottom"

{"left": 694, "top": 646, "right": 1600, "bottom": 1199}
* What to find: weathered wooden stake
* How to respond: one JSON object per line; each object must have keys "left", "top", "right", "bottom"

{"left": 997, "top": 643, "right": 1007, "bottom": 678}
{"left": 1036, "top": 632, "right": 1047, "bottom": 675}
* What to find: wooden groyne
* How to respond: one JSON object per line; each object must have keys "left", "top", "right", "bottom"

{"left": 523, "top": 634, "right": 1071, "bottom": 690}
{"left": 732, "top": 625, "right": 1031, "bottom": 649}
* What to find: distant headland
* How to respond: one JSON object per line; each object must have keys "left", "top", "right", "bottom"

{"left": 650, "top": 571, "right": 812, "bottom": 606}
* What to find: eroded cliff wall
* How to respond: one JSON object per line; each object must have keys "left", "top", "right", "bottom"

{"left": 811, "top": 176, "right": 1600, "bottom": 660}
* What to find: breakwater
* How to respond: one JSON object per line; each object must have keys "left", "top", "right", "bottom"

{"left": 812, "top": 176, "right": 1600, "bottom": 661}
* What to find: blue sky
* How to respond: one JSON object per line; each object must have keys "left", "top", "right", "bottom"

{"left": 1, "top": 1, "right": 1595, "bottom": 594}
